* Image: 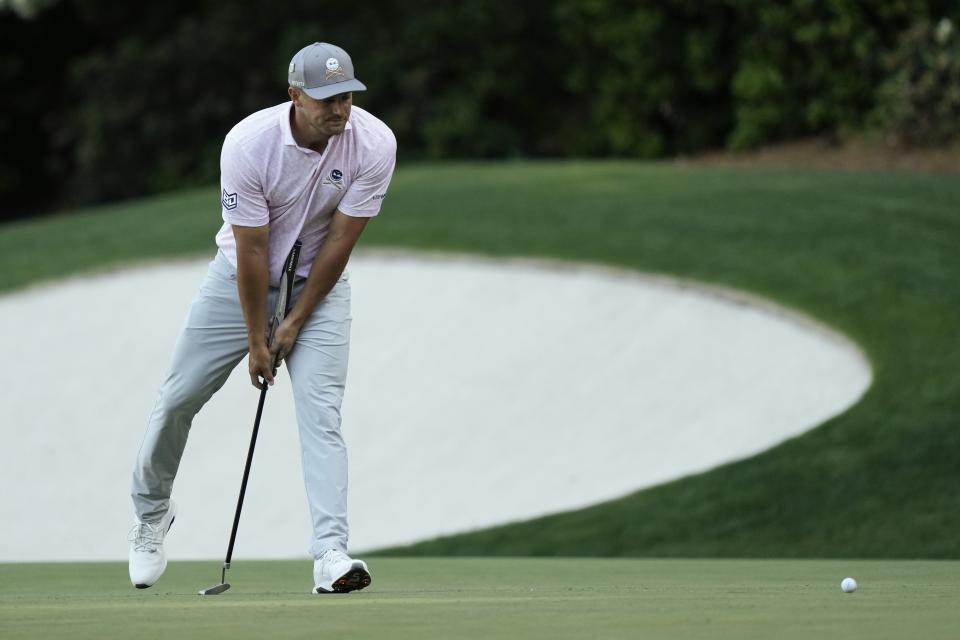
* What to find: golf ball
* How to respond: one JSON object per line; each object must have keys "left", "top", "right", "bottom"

{"left": 841, "top": 577, "right": 858, "bottom": 593}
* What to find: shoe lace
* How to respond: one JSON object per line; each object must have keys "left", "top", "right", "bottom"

{"left": 128, "top": 522, "right": 165, "bottom": 553}
{"left": 320, "top": 549, "right": 350, "bottom": 564}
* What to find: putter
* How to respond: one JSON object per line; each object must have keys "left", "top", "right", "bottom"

{"left": 199, "top": 240, "right": 302, "bottom": 596}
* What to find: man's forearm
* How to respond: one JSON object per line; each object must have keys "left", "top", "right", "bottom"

{"left": 285, "top": 213, "right": 368, "bottom": 327}
{"left": 236, "top": 244, "right": 271, "bottom": 348}
{"left": 285, "top": 240, "right": 351, "bottom": 328}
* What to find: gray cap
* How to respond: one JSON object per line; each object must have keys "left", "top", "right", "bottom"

{"left": 288, "top": 42, "right": 367, "bottom": 100}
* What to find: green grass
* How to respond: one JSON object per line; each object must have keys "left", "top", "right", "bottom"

{"left": 1, "top": 161, "right": 959, "bottom": 558}
{"left": 0, "top": 188, "right": 220, "bottom": 291}
{"left": 2, "top": 559, "right": 958, "bottom": 639}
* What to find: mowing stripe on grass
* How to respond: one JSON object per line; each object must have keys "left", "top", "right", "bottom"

{"left": 1, "top": 558, "right": 958, "bottom": 640}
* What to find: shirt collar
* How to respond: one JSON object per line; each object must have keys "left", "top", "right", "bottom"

{"left": 281, "top": 103, "right": 297, "bottom": 146}
{"left": 282, "top": 102, "right": 353, "bottom": 149}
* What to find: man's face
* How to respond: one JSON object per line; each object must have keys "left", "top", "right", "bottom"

{"left": 294, "top": 90, "right": 353, "bottom": 138}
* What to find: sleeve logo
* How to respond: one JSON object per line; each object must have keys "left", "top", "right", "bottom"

{"left": 221, "top": 189, "right": 238, "bottom": 210}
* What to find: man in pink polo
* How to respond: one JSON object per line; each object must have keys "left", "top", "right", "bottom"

{"left": 128, "top": 42, "right": 396, "bottom": 594}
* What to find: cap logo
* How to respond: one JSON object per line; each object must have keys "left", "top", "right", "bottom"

{"left": 289, "top": 62, "right": 296, "bottom": 74}
{"left": 325, "top": 57, "right": 344, "bottom": 80}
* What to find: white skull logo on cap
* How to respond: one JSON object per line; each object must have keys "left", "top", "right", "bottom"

{"left": 324, "top": 57, "right": 344, "bottom": 80}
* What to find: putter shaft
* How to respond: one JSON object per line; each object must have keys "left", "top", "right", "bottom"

{"left": 198, "top": 241, "right": 301, "bottom": 596}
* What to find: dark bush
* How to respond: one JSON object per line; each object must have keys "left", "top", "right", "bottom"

{"left": 871, "top": 18, "right": 960, "bottom": 147}
{"left": 1, "top": 0, "right": 958, "bottom": 220}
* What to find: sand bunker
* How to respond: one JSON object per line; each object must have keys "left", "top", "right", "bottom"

{"left": 0, "top": 251, "right": 871, "bottom": 561}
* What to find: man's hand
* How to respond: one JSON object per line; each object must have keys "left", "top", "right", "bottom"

{"left": 248, "top": 339, "right": 276, "bottom": 390}
{"left": 269, "top": 315, "right": 304, "bottom": 367}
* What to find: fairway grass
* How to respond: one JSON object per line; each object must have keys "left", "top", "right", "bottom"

{"left": 1, "top": 558, "right": 957, "bottom": 639}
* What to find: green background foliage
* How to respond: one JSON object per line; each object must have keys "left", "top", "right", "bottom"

{"left": 871, "top": 17, "right": 960, "bottom": 146}
{"left": 1, "top": 0, "right": 958, "bottom": 220}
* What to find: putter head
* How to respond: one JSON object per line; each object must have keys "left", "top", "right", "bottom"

{"left": 198, "top": 582, "right": 231, "bottom": 596}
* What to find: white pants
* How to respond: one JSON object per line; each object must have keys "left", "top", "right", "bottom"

{"left": 131, "top": 251, "right": 352, "bottom": 558}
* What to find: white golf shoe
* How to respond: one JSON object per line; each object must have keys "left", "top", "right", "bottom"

{"left": 128, "top": 500, "right": 177, "bottom": 589}
{"left": 313, "top": 549, "right": 372, "bottom": 594}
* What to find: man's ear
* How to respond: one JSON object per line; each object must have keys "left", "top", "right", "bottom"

{"left": 288, "top": 87, "right": 301, "bottom": 105}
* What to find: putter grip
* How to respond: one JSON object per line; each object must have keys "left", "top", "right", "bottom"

{"left": 267, "top": 240, "right": 302, "bottom": 371}
{"left": 283, "top": 241, "right": 302, "bottom": 316}
{"left": 267, "top": 317, "right": 280, "bottom": 372}
{"left": 276, "top": 240, "right": 302, "bottom": 320}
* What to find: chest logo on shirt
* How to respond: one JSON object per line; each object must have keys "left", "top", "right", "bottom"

{"left": 322, "top": 169, "right": 345, "bottom": 190}
{"left": 221, "top": 189, "right": 238, "bottom": 210}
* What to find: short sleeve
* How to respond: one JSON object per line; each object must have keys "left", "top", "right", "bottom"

{"left": 337, "top": 131, "right": 397, "bottom": 218}
{"left": 220, "top": 137, "right": 270, "bottom": 226}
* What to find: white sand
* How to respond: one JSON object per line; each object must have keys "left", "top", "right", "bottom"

{"left": 0, "top": 251, "right": 871, "bottom": 561}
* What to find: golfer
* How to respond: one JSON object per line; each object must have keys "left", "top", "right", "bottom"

{"left": 128, "top": 42, "right": 396, "bottom": 593}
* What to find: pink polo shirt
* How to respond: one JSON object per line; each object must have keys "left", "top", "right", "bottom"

{"left": 214, "top": 102, "right": 396, "bottom": 284}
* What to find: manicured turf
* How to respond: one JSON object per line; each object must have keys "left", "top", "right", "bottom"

{"left": 1, "top": 162, "right": 958, "bottom": 559}
{"left": 1, "top": 558, "right": 958, "bottom": 640}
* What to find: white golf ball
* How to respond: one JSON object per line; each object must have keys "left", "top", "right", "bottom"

{"left": 841, "top": 577, "right": 858, "bottom": 593}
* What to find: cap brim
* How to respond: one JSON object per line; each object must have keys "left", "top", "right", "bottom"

{"left": 302, "top": 79, "right": 367, "bottom": 100}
